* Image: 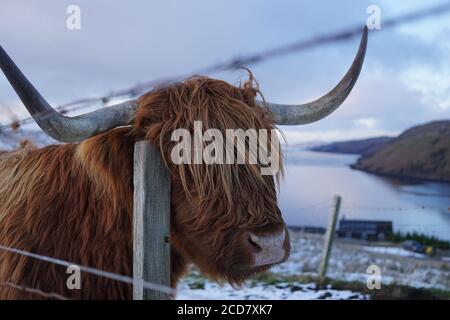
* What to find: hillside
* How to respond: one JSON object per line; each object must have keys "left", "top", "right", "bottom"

{"left": 311, "top": 136, "right": 392, "bottom": 156}
{"left": 352, "top": 121, "right": 450, "bottom": 182}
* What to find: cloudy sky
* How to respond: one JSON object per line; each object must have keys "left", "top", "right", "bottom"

{"left": 1, "top": 0, "right": 449, "bottom": 144}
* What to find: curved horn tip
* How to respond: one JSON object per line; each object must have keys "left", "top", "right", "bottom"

{"left": 266, "top": 26, "right": 368, "bottom": 126}
{"left": 0, "top": 45, "right": 138, "bottom": 142}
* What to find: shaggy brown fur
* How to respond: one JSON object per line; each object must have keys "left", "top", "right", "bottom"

{"left": 0, "top": 75, "right": 289, "bottom": 299}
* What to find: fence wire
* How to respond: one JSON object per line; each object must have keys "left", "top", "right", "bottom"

{"left": 2, "top": 1, "right": 450, "bottom": 131}
{"left": 342, "top": 202, "right": 450, "bottom": 212}
{"left": 0, "top": 244, "right": 175, "bottom": 296}
{"left": 0, "top": 281, "right": 69, "bottom": 300}
{"left": 1, "top": 2, "right": 450, "bottom": 298}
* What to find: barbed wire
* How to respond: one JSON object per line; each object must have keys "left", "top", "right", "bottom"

{"left": 341, "top": 202, "right": 450, "bottom": 212}
{"left": 291, "top": 200, "right": 449, "bottom": 213}
{"left": 337, "top": 219, "right": 450, "bottom": 230}
{"left": 1, "top": 2, "right": 450, "bottom": 299}
{"left": 2, "top": 1, "right": 450, "bottom": 131}
{"left": 0, "top": 281, "right": 69, "bottom": 300}
{"left": 0, "top": 220, "right": 447, "bottom": 299}
{"left": 0, "top": 244, "right": 175, "bottom": 296}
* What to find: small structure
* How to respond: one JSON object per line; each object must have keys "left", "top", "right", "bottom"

{"left": 337, "top": 219, "right": 393, "bottom": 241}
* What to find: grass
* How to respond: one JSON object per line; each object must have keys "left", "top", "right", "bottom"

{"left": 327, "top": 278, "right": 450, "bottom": 300}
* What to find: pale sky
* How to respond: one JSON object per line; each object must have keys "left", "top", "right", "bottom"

{"left": 1, "top": 0, "right": 449, "bottom": 144}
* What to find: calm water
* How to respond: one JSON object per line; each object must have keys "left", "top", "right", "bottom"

{"left": 279, "top": 149, "right": 450, "bottom": 241}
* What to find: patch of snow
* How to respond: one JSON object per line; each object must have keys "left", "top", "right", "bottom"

{"left": 178, "top": 230, "right": 450, "bottom": 299}
{"left": 268, "top": 232, "right": 450, "bottom": 291}
{"left": 177, "top": 280, "right": 367, "bottom": 300}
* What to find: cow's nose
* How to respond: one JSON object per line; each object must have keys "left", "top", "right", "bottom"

{"left": 247, "top": 230, "right": 286, "bottom": 267}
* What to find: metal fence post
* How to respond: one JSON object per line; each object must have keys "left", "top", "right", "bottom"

{"left": 318, "top": 195, "right": 342, "bottom": 285}
{"left": 133, "top": 141, "right": 171, "bottom": 300}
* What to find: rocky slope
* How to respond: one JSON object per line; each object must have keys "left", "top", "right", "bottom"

{"left": 352, "top": 121, "right": 450, "bottom": 182}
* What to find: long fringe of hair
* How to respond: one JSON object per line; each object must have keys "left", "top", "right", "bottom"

{"left": 134, "top": 72, "right": 284, "bottom": 229}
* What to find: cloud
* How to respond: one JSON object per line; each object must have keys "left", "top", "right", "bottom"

{"left": 354, "top": 117, "right": 379, "bottom": 129}
{"left": 400, "top": 64, "right": 450, "bottom": 111}
{"left": 280, "top": 127, "right": 397, "bottom": 145}
{"left": 1, "top": 0, "right": 449, "bottom": 142}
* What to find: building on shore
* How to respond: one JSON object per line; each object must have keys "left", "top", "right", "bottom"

{"left": 337, "top": 219, "right": 393, "bottom": 241}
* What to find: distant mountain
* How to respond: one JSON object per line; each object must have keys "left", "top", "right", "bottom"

{"left": 0, "top": 129, "right": 56, "bottom": 151}
{"left": 352, "top": 121, "right": 450, "bottom": 182}
{"left": 310, "top": 136, "right": 393, "bottom": 156}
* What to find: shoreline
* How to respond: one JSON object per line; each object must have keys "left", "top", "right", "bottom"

{"left": 303, "top": 149, "right": 450, "bottom": 185}
{"left": 350, "top": 163, "right": 450, "bottom": 185}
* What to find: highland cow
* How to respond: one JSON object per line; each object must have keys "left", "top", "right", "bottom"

{"left": 0, "top": 28, "right": 367, "bottom": 299}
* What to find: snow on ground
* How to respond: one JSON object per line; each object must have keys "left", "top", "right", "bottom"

{"left": 177, "top": 279, "right": 366, "bottom": 300}
{"left": 178, "top": 231, "right": 450, "bottom": 299}
{"left": 272, "top": 232, "right": 450, "bottom": 290}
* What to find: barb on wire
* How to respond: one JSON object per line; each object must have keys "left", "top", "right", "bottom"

{"left": 0, "top": 281, "right": 69, "bottom": 300}
{"left": 341, "top": 202, "right": 449, "bottom": 212}
{"left": 0, "top": 244, "right": 176, "bottom": 296}
{"left": 2, "top": 2, "right": 450, "bottom": 131}
{"left": 188, "top": 1, "right": 450, "bottom": 75}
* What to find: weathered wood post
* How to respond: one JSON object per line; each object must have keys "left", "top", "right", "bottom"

{"left": 318, "top": 195, "right": 342, "bottom": 286}
{"left": 133, "top": 141, "right": 171, "bottom": 300}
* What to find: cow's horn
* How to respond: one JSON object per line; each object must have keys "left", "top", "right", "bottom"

{"left": 263, "top": 27, "right": 368, "bottom": 125}
{"left": 0, "top": 46, "right": 138, "bottom": 143}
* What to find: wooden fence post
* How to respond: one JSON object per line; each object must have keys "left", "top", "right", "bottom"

{"left": 318, "top": 195, "right": 342, "bottom": 285}
{"left": 133, "top": 141, "right": 171, "bottom": 300}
